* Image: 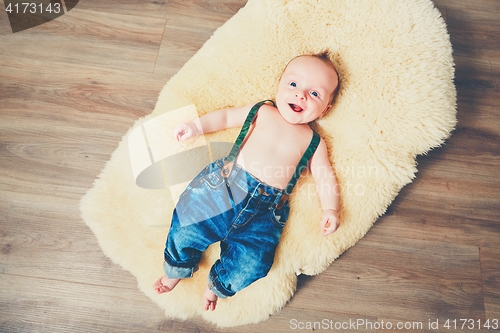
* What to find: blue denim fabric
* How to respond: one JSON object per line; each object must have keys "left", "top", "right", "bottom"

{"left": 163, "top": 158, "right": 290, "bottom": 298}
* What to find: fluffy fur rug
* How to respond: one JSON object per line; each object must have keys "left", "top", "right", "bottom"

{"left": 80, "top": 0, "right": 456, "bottom": 327}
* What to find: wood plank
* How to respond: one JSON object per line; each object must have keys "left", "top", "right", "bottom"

{"left": 446, "top": 5, "right": 500, "bottom": 31}
{"left": 0, "top": 3, "right": 11, "bottom": 35}
{"left": 446, "top": 7, "right": 500, "bottom": 63}
{"left": 289, "top": 235, "right": 484, "bottom": 322}
{"left": 154, "top": 23, "right": 214, "bottom": 78}
{"left": 455, "top": 72, "right": 499, "bottom": 110}
{"left": 0, "top": 136, "right": 112, "bottom": 190}
{"left": 480, "top": 247, "right": 500, "bottom": 319}
{"left": 420, "top": 133, "right": 499, "bottom": 177}
{"left": 454, "top": 103, "right": 500, "bottom": 144}
{"left": 454, "top": 56, "right": 499, "bottom": 112}
{"left": 0, "top": 195, "right": 132, "bottom": 287}
{"left": 0, "top": 275, "right": 165, "bottom": 333}
{"left": 75, "top": 0, "right": 170, "bottom": 19}
{"left": 454, "top": 55, "right": 500, "bottom": 80}
{"left": 0, "top": 8, "right": 165, "bottom": 72}
{"left": 372, "top": 209, "right": 500, "bottom": 249}
{"left": 432, "top": 0, "right": 500, "bottom": 17}
{"left": 0, "top": 120, "right": 122, "bottom": 180}
{"left": 162, "top": 0, "right": 247, "bottom": 26}
{"left": 0, "top": 60, "right": 167, "bottom": 182}
{"left": 0, "top": 59, "right": 167, "bottom": 116}
{"left": 154, "top": 0, "right": 248, "bottom": 76}
{"left": 388, "top": 162, "right": 500, "bottom": 223}
{"left": 0, "top": 69, "right": 165, "bottom": 188}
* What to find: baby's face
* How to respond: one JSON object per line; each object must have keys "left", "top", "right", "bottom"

{"left": 276, "top": 56, "right": 338, "bottom": 124}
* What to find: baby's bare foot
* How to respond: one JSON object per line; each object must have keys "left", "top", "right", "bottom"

{"left": 153, "top": 275, "right": 180, "bottom": 294}
{"left": 203, "top": 287, "right": 218, "bottom": 311}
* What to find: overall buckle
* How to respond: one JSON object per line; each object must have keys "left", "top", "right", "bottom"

{"left": 221, "top": 161, "right": 234, "bottom": 179}
{"left": 276, "top": 194, "right": 289, "bottom": 210}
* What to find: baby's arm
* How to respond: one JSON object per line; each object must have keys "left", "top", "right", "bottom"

{"left": 174, "top": 104, "right": 251, "bottom": 141}
{"left": 310, "top": 138, "right": 340, "bottom": 236}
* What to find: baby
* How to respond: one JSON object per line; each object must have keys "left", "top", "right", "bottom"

{"left": 153, "top": 52, "right": 341, "bottom": 311}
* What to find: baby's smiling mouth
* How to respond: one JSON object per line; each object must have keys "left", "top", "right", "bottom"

{"left": 289, "top": 103, "right": 303, "bottom": 112}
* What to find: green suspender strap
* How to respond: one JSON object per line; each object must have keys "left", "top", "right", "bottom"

{"left": 276, "top": 131, "right": 320, "bottom": 208}
{"left": 221, "top": 100, "right": 276, "bottom": 178}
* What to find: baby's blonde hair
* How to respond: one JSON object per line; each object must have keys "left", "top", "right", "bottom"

{"left": 304, "top": 50, "right": 340, "bottom": 107}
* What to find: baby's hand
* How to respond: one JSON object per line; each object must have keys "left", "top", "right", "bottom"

{"left": 173, "top": 122, "right": 199, "bottom": 141}
{"left": 320, "top": 209, "right": 340, "bottom": 237}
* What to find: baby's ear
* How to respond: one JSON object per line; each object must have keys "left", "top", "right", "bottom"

{"left": 321, "top": 105, "right": 332, "bottom": 117}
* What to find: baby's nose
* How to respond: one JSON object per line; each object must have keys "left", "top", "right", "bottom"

{"left": 295, "top": 91, "right": 306, "bottom": 100}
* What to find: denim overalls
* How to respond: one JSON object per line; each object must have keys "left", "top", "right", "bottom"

{"left": 163, "top": 100, "right": 320, "bottom": 298}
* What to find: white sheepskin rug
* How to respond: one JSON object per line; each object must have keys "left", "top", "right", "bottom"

{"left": 80, "top": 0, "right": 456, "bottom": 327}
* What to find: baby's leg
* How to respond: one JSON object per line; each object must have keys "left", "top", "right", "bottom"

{"left": 203, "top": 287, "right": 218, "bottom": 311}
{"left": 153, "top": 275, "right": 181, "bottom": 294}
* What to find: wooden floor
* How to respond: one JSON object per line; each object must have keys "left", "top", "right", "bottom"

{"left": 0, "top": 0, "right": 499, "bottom": 332}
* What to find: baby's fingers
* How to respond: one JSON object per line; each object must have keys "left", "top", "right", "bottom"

{"left": 173, "top": 124, "right": 189, "bottom": 141}
{"left": 321, "top": 218, "right": 339, "bottom": 237}
{"left": 322, "top": 224, "right": 333, "bottom": 236}
{"left": 320, "top": 219, "right": 331, "bottom": 236}
{"left": 328, "top": 218, "right": 340, "bottom": 234}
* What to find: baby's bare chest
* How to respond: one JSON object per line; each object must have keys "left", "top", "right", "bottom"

{"left": 236, "top": 113, "right": 313, "bottom": 187}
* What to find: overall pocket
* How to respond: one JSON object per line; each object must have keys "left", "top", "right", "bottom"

{"left": 200, "top": 160, "right": 227, "bottom": 190}
{"left": 270, "top": 201, "right": 290, "bottom": 228}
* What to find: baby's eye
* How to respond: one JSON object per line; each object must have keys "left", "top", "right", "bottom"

{"left": 311, "top": 91, "right": 319, "bottom": 97}
{"left": 289, "top": 81, "right": 297, "bottom": 87}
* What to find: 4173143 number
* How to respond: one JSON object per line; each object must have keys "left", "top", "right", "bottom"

{"left": 5, "top": 2, "right": 62, "bottom": 14}
{"left": 444, "top": 319, "right": 499, "bottom": 330}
